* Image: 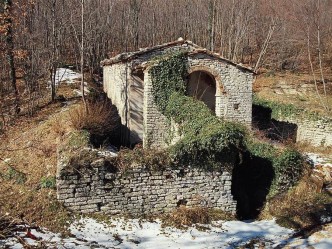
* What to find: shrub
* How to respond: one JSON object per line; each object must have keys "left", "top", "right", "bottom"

{"left": 40, "top": 176, "right": 56, "bottom": 189}
{"left": 3, "top": 166, "right": 27, "bottom": 184}
{"left": 115, "top": 147, "right": 171, "bottom": 171}
{"left": 150, "top": 52, "right": 246, "bottom": 171}
{"left": 69, "top": 99, "right": 120, "bottom": 146}
{"left": 246, "top": 138, "right": 306, "bottom": 196}
{"left": 273, "top": 148, "right": 305, "bottom": 192}
{"left": 265, "top": 174, "right": 332, "bottom": 229}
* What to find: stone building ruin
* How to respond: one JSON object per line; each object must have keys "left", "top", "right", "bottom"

{"left": 101, "top": 39, "right": 255, "bottom": 147}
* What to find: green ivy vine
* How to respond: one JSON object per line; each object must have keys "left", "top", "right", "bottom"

{"left": 149, "top": 52, "right": 305, "bottom": 195}
{"left": 253, "top": 95, "right": 326, "bottom": 121}
{"left": 150, "top": 52, "right": 246, "bottom": 170}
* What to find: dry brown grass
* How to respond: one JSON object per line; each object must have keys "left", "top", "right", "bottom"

{"left": 295, "top": 141, "right": 332, "bottom": 158}
{"left": 254, "top": 71, "right": 332, "bottom": 117}
{"left": 161, "top": 206, "right": 235, "bottom": 229}
{"left": 69, "top": 100, "right": 120, "bottom": 143}
{"left": 0, "top": 101, "right": 78, "bottom": 232}
{"left": 162, "top": 206, "right": 210, "bottom": 229}
{"left": 260, "top": 172, "right": 332, "bottom": 229}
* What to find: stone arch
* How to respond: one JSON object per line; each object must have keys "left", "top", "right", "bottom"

{"left": 187, "top": 66, "right": 226, "bottom": 113}
{"left": 188, "top": 65, "right": 225, "bottom": 96}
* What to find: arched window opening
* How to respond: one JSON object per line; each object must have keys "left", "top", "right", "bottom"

{"left": 187, "top": 71, "right": 216, "bottom": 112}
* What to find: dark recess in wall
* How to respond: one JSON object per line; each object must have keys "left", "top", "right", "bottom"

{"left": 252, "top": 104, "right": 298, "bottom": 143}
{"left": 232, "top": 152, "right": 275, "bottom": 219}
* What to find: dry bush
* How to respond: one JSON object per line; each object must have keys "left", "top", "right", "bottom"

{"left": 51, "top": 116, "right": 67, "bottom": 138}
{"left": 115, "top": 147, "right": 171, "bottom": 172}
{"left": 262, "top": 173, "right": 332, "bottom": 229}
{"left": 162, "top": 206, "right": 211, "bottom": 229}
{"left": 161, "top": 206, "right": 235, "bottom": 229}
{"left": 69, "top": 100, "right": 120, "bottom": 144}
{"left": 0, "top": 215, "right": 17, "bottom": 239}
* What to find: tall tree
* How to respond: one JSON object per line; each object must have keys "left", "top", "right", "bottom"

{"left": 3, "top": 0, "right": 19, "bottom": 113}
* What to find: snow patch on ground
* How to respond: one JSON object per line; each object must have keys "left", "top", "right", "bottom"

{"left": 2, "top": 218, "right": 332, "bottom": 248}
{"left": 47, "top": 68, "right": 90, "bottom": 96}
{"left": 0, "top": 218, "right": 293, "bottom": 249}
{"left": 51, "top": 68, "right": 82, "bottom": 86}
{"left": 307, "top": 153, "right": 332, "bottom": 168}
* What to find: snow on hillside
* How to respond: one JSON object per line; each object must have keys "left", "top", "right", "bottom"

{"left": 1, "top": 218, "right": 293, "bottom": 248}
{"left": 50, "top": 68, "right": 82, "bottom": 86}
{"left": 48, "top": 68, "right": 90, "bottom": 96}
{"left": 2, "top": 217, "right": 331, "bottom": 248}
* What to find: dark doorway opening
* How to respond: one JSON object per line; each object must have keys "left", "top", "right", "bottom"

{"left": 187, "top": 71, "right": 216, "bottom": 112}
{"left": 232, "top": 152, "right": 275, "bottom": 219}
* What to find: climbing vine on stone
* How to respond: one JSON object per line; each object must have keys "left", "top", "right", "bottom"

{"left": 150, "top": 52, "right": 246, "bottom": 171}
{"left": 149, "top": 52, "right": 305, "bottom": 195}
{"left": 150, "top": 52, "right": 188, "bottom": 113}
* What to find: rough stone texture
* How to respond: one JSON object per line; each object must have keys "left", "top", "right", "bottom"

{"left": 278, "top": 116, "right": 332, "bottom": 147}
{"left": 103, "top": 41, "right": 254, "bottom": 148}
{"left": 57, "top": 150, "right": 237, "bottom": 215}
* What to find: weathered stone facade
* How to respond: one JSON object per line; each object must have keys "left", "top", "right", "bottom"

{"left": 102, "top": 39, "right": 254, "bottom": 148}
{"left": 57, "top": 149, "right": 237, "bottom": 215}
{"left": 279, "top": 116, "right": 332, "bottom": 147}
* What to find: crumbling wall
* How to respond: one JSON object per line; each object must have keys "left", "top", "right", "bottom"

{"left": 103, "top": 63, "right": 129, "bottom": 126}
{"left": 143, "top": 52, "right": 253, "bottom": 148}
{"left": 56, "top": 149, "right": 237, "bottom": 215}
{"left": 279, "top": 116, "right": 332, "bottom": 147}
{"left": 103, "top": 44, "right": 253, "bottom": 148}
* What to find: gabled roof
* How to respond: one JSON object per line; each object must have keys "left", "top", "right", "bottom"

{"left": 101, "top": 38, "right": 255, "bottom": 74}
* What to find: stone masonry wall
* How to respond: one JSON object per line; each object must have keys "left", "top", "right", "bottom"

{"left": 103, "top": 63, "right": 128, "bottom": 127}
{"left": 142, "top": 52, "right": 253, "bottom": 148}
{"left": 143, "top": 71, "right": 170, "bottom": 148}
{"left": 278, "top": 116, "right": 332, "bottom": 147}
{"left": 188, "top": 54, "right": 253, "bottom": 126}
{"left": 103, "top": 43, "right": 253, "bottom": 148}
{"left": 57, "top": 149, "right": 237, "bottom": 215}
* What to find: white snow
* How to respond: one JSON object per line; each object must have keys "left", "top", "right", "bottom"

{"left": 0, "top": 218, "right": 292, "bottom": 249}
{"left": 47, "top": 68, "right": 90, "bottom": 96}
{"left": 2, "top": 217, "right": 332, "bottom": 248}
{"left": 51, "top": 68, "right": 82, "bottom": 86}
{"left": 307, "top": 153, "right": 332, "bottom": 168}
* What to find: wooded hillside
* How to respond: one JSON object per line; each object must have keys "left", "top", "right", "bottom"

{"left": 1, "top": 0, "right": 332, "bottom": 121}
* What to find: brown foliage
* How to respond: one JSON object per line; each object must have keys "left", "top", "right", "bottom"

{"left": 162, "top": 206, "right": 211, "bottom": 229}
{"left": 262, "top": 172, "right": 332, "bottom": 229}
{"left": 69, "top": 100, "right": 120, "bottom": 139}
{"left": 161, "top": 206, "right": 235, "bottom": 229}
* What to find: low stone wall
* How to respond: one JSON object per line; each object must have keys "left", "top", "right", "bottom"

{"left": 279, "top": 116, "right": 332, "bottom": 147}
{"left": 56, "top": 150, "right": 237, "bottom": 215}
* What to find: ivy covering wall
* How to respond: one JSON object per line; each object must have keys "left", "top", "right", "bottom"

{"left": 149, "top": 52, "right": 306, "bottom": 195}
{"left": 253, "top": 95, "right": 328, "bottom": 121}
{"left": 150, "top": 52, "right": 245, "bottom": 171}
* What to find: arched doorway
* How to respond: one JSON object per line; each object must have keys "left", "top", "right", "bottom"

{"left": 187, "top": 71, "right": 216, "bottom": 112}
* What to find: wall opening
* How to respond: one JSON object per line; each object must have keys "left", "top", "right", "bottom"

{"left": 129, "top": 70, "right": 144, "bottom": 146}
{"left": 232, "top": 152, "right": 275, "bottom": 219}
{"left": 186, "top": 71, "right": 216, "bottom": 112}
{"left": 252, "top": 104, "right": 298, "bottom": 143}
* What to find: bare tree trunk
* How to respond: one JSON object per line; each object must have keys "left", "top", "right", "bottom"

{"left": 254, "top": 20, "right": 275, "bottom": 72}
{"left": 316, "top": 0, "right": 328, "bottom": 104}
{"left": 306, "top": 27, "right": 327, "bottom": 110}
{"left": 208, "top": 0, "right": 216, "bottom": 51}
{"left": 81, "top": 0, "right": 87, "bottom": 111}
{"left": 4, "top": 0, "right": 19, "bottom": 114}
{"left": 50, "top": 0, "right": 57, "bottom": 102}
